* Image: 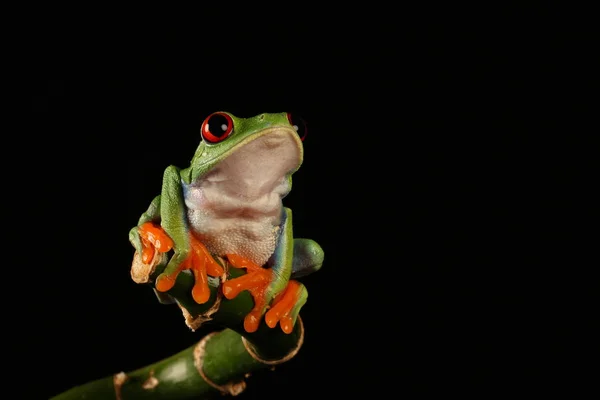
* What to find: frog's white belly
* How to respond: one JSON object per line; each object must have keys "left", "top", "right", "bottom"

{"left": 183, "top": 128, "right": 301, "bottom": 267}
{"left": 186, "top": 188, "right": 283, "bottom": 266}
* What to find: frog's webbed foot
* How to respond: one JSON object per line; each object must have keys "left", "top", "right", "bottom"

{"left": 222, "top": 254, "right": 307, "bottom": 334}
{"left": 154, "top": 233, "right": 224, "bottom": 304}
{"left": 136, "top": 222, "right": 174, "bottom": 263}
{"left": 221, "top": 254, "right": 272, "bottom": 333}
{"left": 265, "top": 280, "right": 307, "bottom": 334}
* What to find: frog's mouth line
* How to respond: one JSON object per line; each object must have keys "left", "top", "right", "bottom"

{"left": 196, "top": 126, "right": 304, "bottom": 175}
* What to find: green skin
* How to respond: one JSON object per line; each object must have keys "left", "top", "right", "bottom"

{"left": 129, "top": 112, "right": 324, "bottom": 329}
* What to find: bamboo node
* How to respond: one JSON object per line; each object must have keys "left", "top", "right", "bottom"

{"left": 113, "top": 371, "right": 129, "bottom": 400}
{"left": 194, "top": 332, "right": 247, "bottom": 396}
{"left": 242, "top": 316, "right": 304, "bottom": 365}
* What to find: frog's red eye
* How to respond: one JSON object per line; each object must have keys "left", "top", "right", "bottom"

{"left": 201, "top": 112, "right": 234, "bottom": 143}
{"left": 287, "top": 112, "right": 307, "bottom": 141}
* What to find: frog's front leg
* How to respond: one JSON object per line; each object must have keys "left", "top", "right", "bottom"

{"left": 150, "top": 166, "right": 224, "bottom": 304}
{"left": 222, "top": 208, "right": 322, "bottom": 334}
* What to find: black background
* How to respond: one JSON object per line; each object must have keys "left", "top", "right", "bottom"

{"left": 23, "top": 7, "right": 596, "bottom": 399}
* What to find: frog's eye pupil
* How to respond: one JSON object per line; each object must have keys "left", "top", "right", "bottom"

{"left": 201, "top": 112, "right": 234, "bottom": 143}
{"left": 205, "top": 116, "right": 228, "bottom": 137}
{"left": 286, "top": 112, "right": 307, "bottom": 141}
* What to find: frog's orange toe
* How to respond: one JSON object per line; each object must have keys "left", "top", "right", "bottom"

{"left": 141, "top": 245, "right": 155, "bottom": 264}
{"left": 187, "top": 236, "right": 223, "bottom": 303}
{"left": 155, "top": 274, "right": 176, "bottom": 292}
{"left": 191, "top": 262, "right": 210, "bottom": 304}
{"left": 265, "top": 280, "right": 302, "bottom": 334}
{"left": 138, "top": 222, "right": 174, "bottom": 263}
{"left": 243, "top": 310, "right": 263, "bottom": 333}
{"left": 279, "top": 317, "right": 294, "bottom": 334}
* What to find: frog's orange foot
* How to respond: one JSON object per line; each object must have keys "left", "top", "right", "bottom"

{"left": 265, "top": 280, "right": 307, "bottom": 334}
{"left": 138, "top": 222, "right": 174, "bottom": 264}
{"left": 222, "top": 254, "right": 273, "bottom": 333}
{"left": 155, "top": 235, "right": 224, "bottom": 304}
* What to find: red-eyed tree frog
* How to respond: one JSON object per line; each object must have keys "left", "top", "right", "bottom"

{"left": 129, "top": 112, "right": 324, "bottom": 334}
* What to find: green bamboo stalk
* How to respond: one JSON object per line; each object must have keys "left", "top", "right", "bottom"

{"left": 51, "top": 252, "right": 306, "bottom": 399}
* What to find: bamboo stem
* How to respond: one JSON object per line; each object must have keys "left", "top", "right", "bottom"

{"left": 50, "top": 251, "right": 305, "bottom": 399}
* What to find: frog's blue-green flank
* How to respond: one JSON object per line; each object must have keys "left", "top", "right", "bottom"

{"left": 129, "top": 111, "right": 324, "bottom": 334}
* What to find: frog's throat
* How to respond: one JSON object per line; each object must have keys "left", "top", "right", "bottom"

{"left": 188, "top": 126, "right": 304, "bottom": 183}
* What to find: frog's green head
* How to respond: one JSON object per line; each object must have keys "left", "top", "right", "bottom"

{"left": 185, "top": 112, "right": 306, "bottom": 191}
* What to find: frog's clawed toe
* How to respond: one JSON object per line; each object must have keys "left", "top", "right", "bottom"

{"left": 155, "top": 234, "right": 224, "bottom": 304}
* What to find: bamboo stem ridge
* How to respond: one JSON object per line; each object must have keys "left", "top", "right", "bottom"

{"left": 51, "top": 251, "right": 306, "bottom": 399}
